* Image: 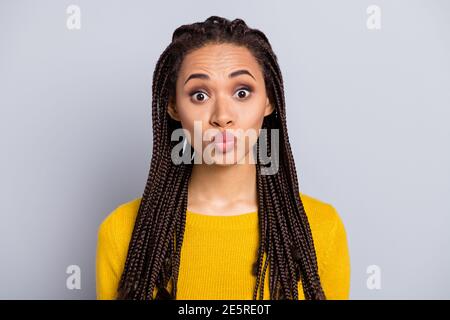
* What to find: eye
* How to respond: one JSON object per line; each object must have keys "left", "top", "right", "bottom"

{"left": 234, "top": 87, "right": 252, "bottom": 100}
{"left": 190, "top": 90, "right": 210, "bottom": 103}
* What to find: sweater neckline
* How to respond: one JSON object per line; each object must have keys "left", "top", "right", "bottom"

{"left": 185, "top": 209, "right": 258, "bottom": 230}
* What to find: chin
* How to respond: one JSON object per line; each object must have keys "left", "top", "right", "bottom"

{"left": 209, "top": 150, "right": 251, "bottom": 166}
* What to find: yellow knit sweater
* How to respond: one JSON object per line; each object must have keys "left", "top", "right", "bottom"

{"left": 96, "top": 192, "right": 350, "bottom": 300}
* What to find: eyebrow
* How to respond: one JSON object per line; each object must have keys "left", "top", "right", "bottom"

{"left": 183, "top": 69, "right": 256, "bottom": 86}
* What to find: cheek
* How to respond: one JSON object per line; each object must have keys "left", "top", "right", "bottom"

{"left": 240, "top": 100, "right": 267, "bottom": 130}
{"left": 234, "top": 108, "right": 267, "bottom": 150}
{"left": 176, "top": 101, "right": 202, "bottom": 129}
{"left": 177, "top": 111, "right": 207, "bottom": 148}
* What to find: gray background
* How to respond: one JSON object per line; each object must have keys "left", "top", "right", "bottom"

{"left": 0, "top": 0, "right": 449, "bottom": 299}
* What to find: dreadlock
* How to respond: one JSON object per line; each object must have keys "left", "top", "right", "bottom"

{"left": 116, "top": 15, "right": 326, "bottom": 300}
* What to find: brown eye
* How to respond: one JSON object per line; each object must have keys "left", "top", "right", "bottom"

{"left": 191, "top": 91, "right": 209, "bottom": 103}
{"left": 234, "top": 87, "right": 252, "bottom": 100}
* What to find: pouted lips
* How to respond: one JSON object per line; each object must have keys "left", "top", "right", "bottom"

{"left": 213, "top": 130, "right": 236, "bottom": 153}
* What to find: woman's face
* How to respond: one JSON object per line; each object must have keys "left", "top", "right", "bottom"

{"left": 167, "top": 43, "right": 274, "bottom": 165}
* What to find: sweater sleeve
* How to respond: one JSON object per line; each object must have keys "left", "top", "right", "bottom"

{"left": 96, "top": 215, "right": 120, "bottom": 300}
{"left": 320, "top": 205, "right": 351, "bottom": 300}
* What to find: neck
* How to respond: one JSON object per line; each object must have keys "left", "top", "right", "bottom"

{"left": 187, "top": 162, "right": 258, "bottom": 215}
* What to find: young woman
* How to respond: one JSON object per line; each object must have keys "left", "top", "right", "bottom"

{"left": 96, "top": 16, "right": 350, "bottom": 300}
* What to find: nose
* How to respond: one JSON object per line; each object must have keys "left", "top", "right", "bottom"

{"left": 210, "top": 94, "right": 234, "bottom": 128}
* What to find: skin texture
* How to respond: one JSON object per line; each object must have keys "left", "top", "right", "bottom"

{"left": 167, "top": 43, "right": 274, "bottom": 216}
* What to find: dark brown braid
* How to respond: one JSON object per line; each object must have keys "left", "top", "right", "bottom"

{"left": 116, "top": 15, "right": 326, "bottom": 300}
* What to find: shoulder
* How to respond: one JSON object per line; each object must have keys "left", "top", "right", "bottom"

{"left": 97, "top": 197, "right": 142, "bottom": 251}
{"left": 299, "top": 192, "right": 343, "bottom": 231}
{"left": 298, "top": 192, "right": 348, "bottom": 269}
{"left": 99, "top": 197, "right": 141, "bottom": 229}
{"left": 96, "top": 197, "right": 142, "bottom": 299}
{"left": 299, "top": 192, "right": 351, "bottom": 299}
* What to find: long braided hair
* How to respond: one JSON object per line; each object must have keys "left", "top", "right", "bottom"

{"left": 116, "top": 15, "right": 326, "bottom": 300}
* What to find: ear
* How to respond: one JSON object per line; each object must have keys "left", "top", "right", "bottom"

{"left": 167, "top": 96, "right": 181, "bottom": 121}
{"left": 263, "top": 97, "right": 275, "bottom": 117}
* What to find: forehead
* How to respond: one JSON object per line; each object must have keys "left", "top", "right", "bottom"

{"left": 178, "top": 43, "right": 263, "bottom": 80}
